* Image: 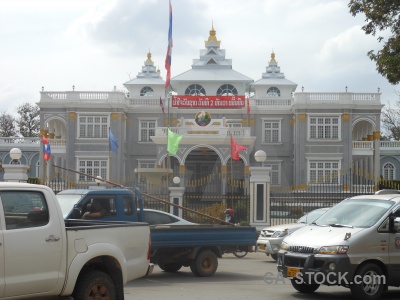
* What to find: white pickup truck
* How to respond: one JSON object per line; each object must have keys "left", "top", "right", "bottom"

{"left": 0, "top": 182, "right": 153, "bottom": 300}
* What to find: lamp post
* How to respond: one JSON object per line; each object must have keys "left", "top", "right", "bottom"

{"left": 249, "top": 149, "right": 271, "bottom": 230}
{"left": 169, "top": 176, "right": 185, "bottom": 218}
{"left": 3, "top": 148, "right": 29, "bottom": 182}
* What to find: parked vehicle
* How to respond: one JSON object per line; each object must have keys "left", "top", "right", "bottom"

{"left": 257, "top": 207, "right": 330, "bottom": 260}
{"left": 57, "top": 188, "right": 258, "bottom": 277}
{"left": 277, "top": 194, "right": 400, "bottom": 300}
{"left": 0, "top": 182, "right": 153, "bottom": 300}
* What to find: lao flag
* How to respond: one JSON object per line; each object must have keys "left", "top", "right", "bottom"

{"left": 42, "top": 135, "right": 51, "bottom": 161}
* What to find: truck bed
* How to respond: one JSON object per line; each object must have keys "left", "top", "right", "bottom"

{"left": 150, "top": 224, "right": 257, "bottom": 248}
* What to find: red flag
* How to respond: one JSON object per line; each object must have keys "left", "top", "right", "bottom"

{"left": 246, "top": 95, "right": 250, "bottom": 114}
{"left": 165, "top": 0, "right": 173, "bottom": 88}
{"left": 230, "top": 135, "right": 246, "bottom": 161}
{"left": 42, "top": 135, "right": 51, "bottom": 161}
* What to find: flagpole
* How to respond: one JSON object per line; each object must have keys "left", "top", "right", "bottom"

{"left": 108, "top": 127, "right": 111, "bottom": 185}
{"left": 230, "top": 149, "right": 234, "bottom": 209}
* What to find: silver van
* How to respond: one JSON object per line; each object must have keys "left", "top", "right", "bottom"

{"left": 277, "top": 194, "right": 400, "bottom": 300}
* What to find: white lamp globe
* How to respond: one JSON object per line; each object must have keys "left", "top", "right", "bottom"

{"left": 254, "top": 150, "right": 267, "bottom": 163}
{"left": 10, "top": 148, "right": 22, "bottom": 161}
{"left": 173, "top": 176, "right": 181, "bottom": 185}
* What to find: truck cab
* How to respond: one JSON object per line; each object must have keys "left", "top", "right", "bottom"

{"left": 57, "top": 188, "right": 144, "bottom": 222}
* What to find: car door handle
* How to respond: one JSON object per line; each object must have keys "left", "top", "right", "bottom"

{"left": 45, "top": 235, "right": 60, "bottom": 242}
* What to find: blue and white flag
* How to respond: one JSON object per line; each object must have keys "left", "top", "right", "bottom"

{"left": 109, "top": 129, "right": 118, "bottom": 153}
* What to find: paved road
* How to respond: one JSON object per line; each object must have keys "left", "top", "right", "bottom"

{"left": 124, "top": 251, "right": 400, "bottom": 300}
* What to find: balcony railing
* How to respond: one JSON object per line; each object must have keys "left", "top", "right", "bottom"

{"left": 155, "top": 127, "right": 251, "bottom": 137}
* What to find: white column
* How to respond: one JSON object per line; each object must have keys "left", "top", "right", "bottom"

{"left": 169, "top": 187, "right": 185, "bottom": 218}
{"left": 249, "top": 166, "right": 271, "bottom": 231}
{"left": 3, "top": 165, "right": 29, "bottom": 182}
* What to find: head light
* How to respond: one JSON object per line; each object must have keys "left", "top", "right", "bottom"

{"left": 281, "top": 241, "right": 289, "bottom": 251}
{"left": 272, "top": 228, "right": 289, "bottom": 238}
{"left": 318, "top": 245, "right": 349, "bottom": 254}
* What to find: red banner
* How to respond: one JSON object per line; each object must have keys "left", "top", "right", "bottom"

{"left": 172, "top": 95, "right": 245, "bottom": 108}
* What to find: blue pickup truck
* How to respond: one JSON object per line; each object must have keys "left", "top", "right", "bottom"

{"left": 56, "top": 188, "right": 257, "bottom": 277}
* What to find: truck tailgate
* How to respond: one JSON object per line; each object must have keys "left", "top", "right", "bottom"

{"left": 150, "top": 224, "right": 257, "bottom": 248}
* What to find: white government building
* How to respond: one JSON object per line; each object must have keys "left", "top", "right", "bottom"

{"left": 1, "top": 25, "right": 398, "bottom": 197}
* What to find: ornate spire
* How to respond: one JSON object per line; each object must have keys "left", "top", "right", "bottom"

{"left": 145, "top": 50, "right": 153, "bottom": 64}
{"left": 205, "top": 22, "right": 221, "bottom": 46}
{"left": 269, "top": 51, "right": 277, "bottom": 65}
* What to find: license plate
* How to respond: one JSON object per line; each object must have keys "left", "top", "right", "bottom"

{"left": 287, "top": 267, "right": 301, "bottom": 278}
{"left": 258, "top": 244, "right": 265, "bottom": 250}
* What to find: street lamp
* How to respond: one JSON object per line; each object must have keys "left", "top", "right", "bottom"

{"left": 95, "top": 176, "right": 102, "bottom": 186}
{"left": 254, "top": 150, "right": 267, "bottom": 165}
{"left": 10, "top": 148, "right": 22, "bottom": 165}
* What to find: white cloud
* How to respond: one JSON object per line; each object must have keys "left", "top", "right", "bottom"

{"left": 0, "top": 0, "right": 398, "bottom": 116}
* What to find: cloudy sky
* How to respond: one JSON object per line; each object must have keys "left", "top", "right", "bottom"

{"left": 1, "top": 0, "right": 399, "bottom": 115}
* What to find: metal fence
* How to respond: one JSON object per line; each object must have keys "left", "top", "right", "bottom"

{"left": 40, "top": 172, "right": 382, "bottom": 226}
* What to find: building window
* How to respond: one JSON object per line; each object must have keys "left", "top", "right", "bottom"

{"left": 185, "top": 84, "right": 206, "bottom": 96}
{"left": 217, "top": 84, "right": 238, "bottom": 96}
{"left": 267, "top": 87, "right": 280, "bottom": 97}
{"left": 139, "top": 161, "right": 155, "bottom": 169}
{"left": 79, "top": 116, "right": 108, "bottom": 138}
{"left": 263, "top": 120, "right": 281, "bottom": 143}
{"left": 263, "top": 162, "right": 280, "bottom": 185}
{"left": 309, "top": 161, "right": 340, "bottom": 184}
{"left": 309, "top": 116, "right": 340, "bottom": 140}
{"left": 78, "top": 159, "right": 108, "bottom": 181}
{"left": 139, "top": 120, "right": 156, "bottom": 142}
{"left": 383, "top": 163, "right": 395, "bottom": 180}
{"left": 140, "top": 86, "right": 154, "bottom": 96}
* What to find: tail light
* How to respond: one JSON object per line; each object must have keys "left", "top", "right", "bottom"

{"left": 147, "top": 234, "right": 152, "bottom": 261}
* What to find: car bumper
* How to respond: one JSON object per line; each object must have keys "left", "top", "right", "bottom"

{"left": 146, "top": 263, "right": 154, "bottom": 276}
{"left": 277, "top": 251, "right": 355, "bottom": 286}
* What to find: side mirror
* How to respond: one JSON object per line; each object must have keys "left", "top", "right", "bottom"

{"left": 72, "top": 207, "right": 82, "bottom": 219}
{"left": 389, "top": 214, "right": 400, "bottom": 233}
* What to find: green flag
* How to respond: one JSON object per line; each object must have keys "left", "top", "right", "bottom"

{"left": 167, "top": 128, "right": 183, "bottom": 155}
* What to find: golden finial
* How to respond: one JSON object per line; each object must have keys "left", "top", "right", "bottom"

{"left": 145, "top": 50, "right": 153, "bottom": 63}
{"left": 269, "top": 51, "right": 277, "bottom": 65}
{"left": 205, "top": 21, "right": 220, "bottom": 46}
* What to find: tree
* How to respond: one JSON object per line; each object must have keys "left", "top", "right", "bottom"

{"left": 0, "top": 112, "right": 17, "bottom": 137}
{"left": 381, "top": 98, "right": 400, "bottom": 140}
{"left": 16, "top": 102, "right": 40, "bottom": 137}
{"left": 349, "top": 0, "right": 400, "bottom": 84}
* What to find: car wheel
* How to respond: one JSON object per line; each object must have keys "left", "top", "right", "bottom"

{"left": 190, "top": 250, "right": 218, "bottom": 277}
{"left": 72, "top": 270, "right": 116, "bottom": 300}
{"left": 158, "top": 262, "right": 183, "bottom": 272}
{"left": 350, "top": 263, "right": 385, "bottom": 300}
{"left": 270, "top": 254, "right": 278, "bottom": 261}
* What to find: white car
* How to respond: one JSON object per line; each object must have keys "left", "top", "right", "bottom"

{"left": 257, "top": 207, "right": 330, "bottom": 260}
{"left": 138, "top": 208, "right": 195, "bottom": 225}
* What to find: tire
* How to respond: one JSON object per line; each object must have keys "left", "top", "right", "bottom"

{"left": 350, "top": 263, "right": 385, "bottom": 300}
{"left": 270, "top": 254, "right": 278, "bottom": 261}
{"left": 72, "top": 270, "right": 116, "bottom": 300}
{"left": 190, "top": 250, "right": 218, "bottom": 277}
{"left": 158, "top": 262, "right": 183, "bottom": 272}
{"left": 233, "top": 250, "right": 248, "bottom": 258}
{"left": 291, "top": 279, "right": 320, "bottom": 293}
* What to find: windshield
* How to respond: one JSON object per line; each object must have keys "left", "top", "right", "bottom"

{"left": 297, "top": 208, "right": 327, "bottom": 224}
{"left": 314, "top": 199, "right": 394, "bottom": 228}
{"left": 56, "top": 194, "right": 84, "bottom": 218}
